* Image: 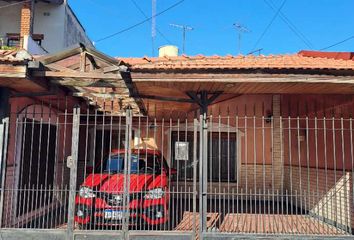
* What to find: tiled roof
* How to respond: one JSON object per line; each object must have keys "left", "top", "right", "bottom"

{"left": 299, "top": 50, "right": 354, "bottom": 61}
{"left": 0, "top": 49, "right": 32, "bottom": 63}
{"left": 119, "top": 53, "right": 354, "bottom": 71}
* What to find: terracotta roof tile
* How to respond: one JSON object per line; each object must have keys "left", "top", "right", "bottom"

{"left": 118, "top": 53, "right": 354, "bottom": 72}
{"left": 0, "top": 49, "right": 32, "bottom": 63}
{"left": 299, "top": 50, "right": 354, "bottom": 61}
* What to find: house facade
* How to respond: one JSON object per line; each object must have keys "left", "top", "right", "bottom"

{"left": 0, "top": 45, "right": 353, "bottom": 239}
{"left": 0, "top": 0, "right": 92, "bottom": 54}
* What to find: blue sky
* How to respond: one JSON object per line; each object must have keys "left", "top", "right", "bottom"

{"left": 69, "top": 0, "right": 354, "bottom": 57}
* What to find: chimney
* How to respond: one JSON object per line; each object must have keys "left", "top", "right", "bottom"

{"left": 20, "top": 0, "right": 34, "bottom": 48}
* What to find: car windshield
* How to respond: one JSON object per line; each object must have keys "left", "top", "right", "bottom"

{"left": 104, "top": 153, "right": 162, "bottom": 174}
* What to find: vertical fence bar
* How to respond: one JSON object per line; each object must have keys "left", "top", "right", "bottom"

{"left": 67, "top": 105, "right": 80, "bottom": 239}
{"left": 122, "top": 107, "right": 132, "bottom": 236}
{"left": 0, "top": 117, "right": 9, "bottom": 226}
{"left": 199, "top": 112, "right": 204, "bottom": 238}
{"left": 350, "top": 117, "right": 354, "bottom": 236}
{"left": 192, "top": 118, "right": 198, "bottom": 239}
{"left": 198, "top": 91, "right": 209, "bottom": 239}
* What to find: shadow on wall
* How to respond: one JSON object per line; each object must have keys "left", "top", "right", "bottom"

{"left": 310, "top": 172, "right": 352, "bottom": 232}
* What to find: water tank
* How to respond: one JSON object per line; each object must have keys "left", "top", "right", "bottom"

{"left": 158, "top": 45, "right": 179, "bottom": 57}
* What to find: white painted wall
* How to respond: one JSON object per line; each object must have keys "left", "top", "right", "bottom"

{"left": 23, "top": 35, "right": 48, "bottom": 55}
{"left": 33, "top": 1, "right": 66, "bottom": 53}
{"left": 64, "top": 5, "right": 93, "bottom": 48}
{"left": 0, "top": 1, "right": 21, "bottom": 45}
{"left": 0, "top": 0, "right": 92, "bottom": 53}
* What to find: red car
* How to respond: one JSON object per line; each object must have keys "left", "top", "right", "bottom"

{"left": 75, "top": 149, "right": 175, "bottom": 229}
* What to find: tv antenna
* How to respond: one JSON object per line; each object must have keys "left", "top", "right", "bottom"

{"left": 170, "top": 23, "right": 193, "bottom": 54}
{"left": 151, "top": 0, "right": 156, "bottom": 56}
{"left": 233, "top": 22, "right": 251, "bottom": 55}
{"left": 247, "top": 48, "right": 263, "bottom": 56}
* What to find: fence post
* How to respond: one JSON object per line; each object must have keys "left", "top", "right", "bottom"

{"left": 67, "top": 105, "right": 80, "bottom": 239}
{"left": 192, "top": 118, "right": 198, "bottom": 239}
{"left": 122, "top": 106, "right": 132, "bottom": 238}
{"left": 0, "top": 88, "right": 9, "bottom": 227}
{"left": 186, "top": 91, "right": 220, "bottom": 239}
{"left": 0, "top": 117, "right": 9, "bottom": 227}
{"left": 199, "top": 91, "right": 208, "bottom": 239}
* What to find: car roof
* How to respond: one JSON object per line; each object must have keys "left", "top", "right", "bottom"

{"left": 111, "top": 149, "right": 161, "bottom": 156}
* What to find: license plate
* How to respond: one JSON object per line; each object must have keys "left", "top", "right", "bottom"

{"left": 104, "top": 210, "right": 123, "bottom": 220}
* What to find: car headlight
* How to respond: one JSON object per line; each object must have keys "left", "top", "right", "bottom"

{"left": 79, "top": 186, "right": 96, "bottom": 198}
{"left": 144, "top": 188, "right": 165, "bottom": 199}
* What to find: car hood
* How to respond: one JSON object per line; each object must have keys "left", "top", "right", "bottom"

{"left": 82, "top": 173, "right": 167, "bottom": 193}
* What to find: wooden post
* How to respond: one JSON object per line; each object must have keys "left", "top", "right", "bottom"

{"left": 67, "top": 105, "right": 80, "bottom": 239}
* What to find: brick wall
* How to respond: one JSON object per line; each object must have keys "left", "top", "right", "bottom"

{"left": 20, "top": 0, "right": 33, "bottom": 47}
{"left": 237, "top": 164, "right": 274, "bottom": 193}
{"left": 272, "top": 95, "right": 284, "bottom": 191}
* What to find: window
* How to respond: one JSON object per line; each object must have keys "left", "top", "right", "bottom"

{"left": 103, "top": 154, "right": 162, "bottom": 174}
{"left": 6, "top": 33, "right": 44, "bottom": 47}
{"left": 171, "top": 131, "right": 237, "bottom": 182}
{"left": 6, "top": 33, "right": 20, "bottom": 47}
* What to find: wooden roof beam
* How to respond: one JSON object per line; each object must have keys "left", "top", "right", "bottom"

{"left": 37, "top": 44, "right": 83, "bottom": 65}
{"left": 50, "top": 78, "right": 130, "bottom": 88}
{"left": 133, "top": 94, "right": 195, "bottom": 103}
{"left": 32, "top": 70, "right": 123, "bottom": 80}
{"left": 45, "top": 63, "right": 77, "bottom": 72}
{"left": 80, "top": 51, "right": 86, "bottom": 72}
{"left": 85, "top": 47, "right": 121, "bottom": 66}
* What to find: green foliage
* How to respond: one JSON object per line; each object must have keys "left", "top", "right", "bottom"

{"left": 0, "top": 45, "right": 17, "bottom": 50}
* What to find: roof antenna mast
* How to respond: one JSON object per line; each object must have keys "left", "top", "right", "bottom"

{"left": 170, "top": 23, "right": 194, "bottom": 54}
{"left": 151, "top": 0, "right": 157, "bottom": 56}
{"left": 233, "top": 22, "right": 251, "bottom": 55}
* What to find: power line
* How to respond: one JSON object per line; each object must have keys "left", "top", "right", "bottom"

{"left": 264, "top": 0, "right": 313, "bottom": 49}
{"left": 320, "top": 35, "right": 354, "bottom": 51}
{"left": 129, "top": 0, "right": 172, "bottom": 44}
{"left": 95, "top": 0, "right": 184, "bottom": 43}
{"left": 0, "top": 0, "right": 32, "bottom": 9}
{"left": 251, "top": 0, "right": 287, "bottom": 51}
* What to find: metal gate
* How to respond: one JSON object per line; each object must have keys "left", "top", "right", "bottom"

{"left": 69, "top": 106, "right": 200, "bottom": 239}
{"left": 1, "top": 99, "right": 354, "bottom": 239}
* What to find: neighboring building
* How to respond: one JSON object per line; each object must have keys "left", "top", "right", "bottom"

{"left": 0, "top": 46, "right": 354, "bottom": 239}
{"left": 0, "top": 0, "right": 92, "bottom": 54}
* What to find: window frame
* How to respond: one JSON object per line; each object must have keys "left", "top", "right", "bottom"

{"left": 168, "top": 123, "right": 243, "bottom": 183}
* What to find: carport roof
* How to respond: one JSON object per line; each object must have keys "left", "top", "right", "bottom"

{"left": 3, "top": 45, "right": 354, "bottom": 117}
{"left": 117, "top": 51, "right": 354, "bottom": 117}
